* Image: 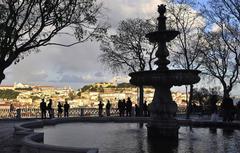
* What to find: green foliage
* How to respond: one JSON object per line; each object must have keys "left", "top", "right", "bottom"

{"left": 30, "top": 96, "right": 40, "bottom": 101}
{"left": 81, "top": 85, "right": 92, "bottom": 92}
{"left": 15, "top": 87, "right": 32, "bottom": 91}
{"left": 68, "top": 91, "right": 75, "bottom": 100}
{"left": 77, "top": 92, "right": 81, "bottom": 97}
{"left": 81, "top": 83, "right": 137, "bottom": 93}
{"left": 0, "top": 89, "right": 19, "bottom": 99}
{"left": 117, "top": 83, "right": 135, "bottom": 88}
{"left": 81, "top": 84, "right": 104, "bottom": 92}
{"left": 105, "top": 85, "right": 116, "bottom": 88}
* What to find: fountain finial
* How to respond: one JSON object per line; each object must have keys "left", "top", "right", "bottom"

{"left": 158, "top": 4, "right": 166, "bottom": 16}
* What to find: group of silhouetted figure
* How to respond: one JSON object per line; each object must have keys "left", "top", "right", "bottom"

{"left": 98, "top": 99, "right": 115, "bottom": 117}
{"left": 221, "top": 96, "right": 240, "bottom": 122}
{"left": 97, "top": 97, "right": 150, "bottom": 117}
{"left": 40, "top": 99, "right": 70, "bottom": 119}
{"left": 204, "top": 95, "right": 240, "bottom": 122}
{"left": 135, "top": 101, "right": 150, "bottom": 117}
{"left": 117, "top": 97, "right": 133, "bottom": 117}
{"left": 36, "top": 95, "right": 240, "bottom": 121}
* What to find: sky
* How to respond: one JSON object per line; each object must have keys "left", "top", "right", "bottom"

{"left": 1, "top": 0, "right": 240, "bottom": 95}
{"left": 2, "top": 0, "right": 166, "bottom": 89}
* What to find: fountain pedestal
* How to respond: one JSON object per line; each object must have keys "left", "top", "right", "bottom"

{"left": 129, "top": 4, "right": 201, "bottom": 140}
{"left": 147, "top": 85, "right": 179, "bottom": 139}
{"left": 147, "top": 119, "right": 179, "bottom": 139}
{"left": 130, "top": 70, "right": 200, "bottom": 139}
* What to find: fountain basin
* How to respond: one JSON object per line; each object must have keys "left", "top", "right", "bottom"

{"left": 129, "top": 70, "right": 200, "bottom": 86}
{"left": 15, "top": 117, "right": 240, "bottom": 153}
{"left": 146, "top": 30, "right": 180, "bottom": 42}
{"left": 35, "top": 122, "right": 240, "bottom": 153}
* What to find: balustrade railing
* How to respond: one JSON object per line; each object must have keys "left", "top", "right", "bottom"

{"left": 0, "top": 107, "right": 187, "bottom": 119}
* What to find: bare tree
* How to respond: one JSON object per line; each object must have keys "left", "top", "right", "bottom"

{"left": 166, "top": 0, "right": 205, "bottom": 117}
{"left": 0, "top": 0, "right": 107, "bottom": 84}
{"left": 99, "top": 18, "right": 157, "bottom": 115}
{"left": 201, "top": 31, "right": 239, "bottom": 98}
{"left": 99, "top": 18, "right": 157, "bottom": 73}
{"left": 201, "top": 0, "right": 240, "bottom": 98}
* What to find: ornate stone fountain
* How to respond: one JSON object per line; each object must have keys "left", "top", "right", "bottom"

{"left": 129, "top": 4, "right": 200, "bottom": 139}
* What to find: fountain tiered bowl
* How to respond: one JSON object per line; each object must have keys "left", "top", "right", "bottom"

{"left": 129, "top": 70, "right": 201, "bottom": 87}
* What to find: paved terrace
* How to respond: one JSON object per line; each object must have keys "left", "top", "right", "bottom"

{"left": 1, "top": 116, "right": 240, "bottom": 153}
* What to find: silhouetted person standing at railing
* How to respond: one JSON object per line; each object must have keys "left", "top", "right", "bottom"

{"left": 143, "top": 101, "right": 148, "bottom": 117}
{"left": 106, "top": 100, "right": 111, "bottom": 116}
{"left": 40, "top": 99, "right": 47, "bottom": 119}
{"left": 122, "top": 99, "right": 126, "bottom": 116}
{"left": 64, "top": 100, "right": 70, "bottom": 117}
{"left": 135, "top": 104, "right": 140, "bottom": 117}
{"left": 98, "top": 100, "right": 104, "bottom": 117}
{"left": 57, "top": 102, "right": 63, "bottom": 118}
{"left": 47, "top": 99, "right": 54, "bottom": 119}
{"left": 118, "top": 100, "right": 123, "bottom": 116}
{"left": 126, "top": 97, "right": 132, "bottom": 117}
{"left": 222, "top": 96, "right": 234, "bottom": 122}
{"left": 210, "top": 95, "right": 218, "bottom": 121}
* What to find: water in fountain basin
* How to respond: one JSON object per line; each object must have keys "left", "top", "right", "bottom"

{"left": 35, "top": 123, "right": 240, "bottom": 153}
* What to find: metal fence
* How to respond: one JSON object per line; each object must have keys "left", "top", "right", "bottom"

{"left": 0, "top": 107, "right": 187, "bottom": 119}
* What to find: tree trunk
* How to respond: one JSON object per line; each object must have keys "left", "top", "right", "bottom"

{"left": 0, "top": 70, "right": 5, "bottom": 85}
{"left": 223, "top": 87, "right": 230, "bottom": 99}
{"left": 139, "top": 86, "right": 144, "bottom": 117}
{"left": 222, "top": 81, "right": 232, "bottom": 99}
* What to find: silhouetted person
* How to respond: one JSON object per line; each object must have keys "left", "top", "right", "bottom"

{"left": 40, "top": 99, "right": 47, "bottom": 119}
{"left": 210, "top": 95, "right": 218, "bottom": 121}
{"left": 118, "top": 100, "right": 123, "bottom": 117}
{"left": 64, "top": 100, "right": 70, "bottom": 117}
{"left": 98, "top": 101, "right": 104, "bottom": 117}
{"left": 47, "top": 99, "right": 54, "bottom": 119}
{"left": 57, "top": 102, "right": 63, "bottom": 118}
{"left": 143, "top": 101, "right": 148, "bottom": 117}
{"left": 122, "top": 99, "right": 126, "bottom": 116}
{"left": 222, "top": 96, "right": 234, "bottom": 122}
{"left": 210, "top": 95, "right": 218, "bottom": 113}
{"left": 106, "top": 100, "right": 111, "bottom": 116}
{"left": 147, "top": 103, "right": 151, "bottom": 117}
{"left": 126, "top": 97, "right": 132, "bottom": 117}
{"left": 135, "top": 104, "right": 140, "bottom": 117}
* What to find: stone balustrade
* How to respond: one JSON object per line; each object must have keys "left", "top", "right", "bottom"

{"left": 0, "top": 107, "right": 187, "bottom": 119}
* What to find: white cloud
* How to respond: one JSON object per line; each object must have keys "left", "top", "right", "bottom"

{"left": 211, "top": 23, "right": 221, "bottom": 32}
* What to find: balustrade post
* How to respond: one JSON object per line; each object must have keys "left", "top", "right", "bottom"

{"left": 16, "top": 109, "right": 21, "bottom": 119}
{"left": 80, "top": 108, "right": 84, "bottom": 116}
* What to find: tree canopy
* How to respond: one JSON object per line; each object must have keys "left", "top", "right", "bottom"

{"left": 200, "top": 0, "right": 240, "bottom": 98}
{"left": 99, "top": 18, "right": 157, "bottom": 73}
{"left": 0, "top": 0, "right": 108, "bottom": 83}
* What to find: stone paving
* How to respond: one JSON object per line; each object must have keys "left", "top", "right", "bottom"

{"left": 0, "top": 119, "right": 37, "bottom": 153}
{"left": 0, "top": 121, "right": 22, "bottom": 153}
